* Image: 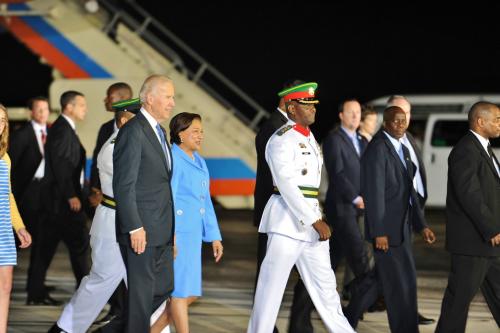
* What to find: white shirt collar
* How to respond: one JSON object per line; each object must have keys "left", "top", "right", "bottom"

{"left": 383, "top": 130, "right": 402, "bottom": 152}
{"left": 140, "top": 107, "right": 159, "bottom": 130}
{"left": 470, "top": 130, "right": 491, "bottom": 155}
{"left": 277, "top": 107, "right": 287, "bottom": 119}
{"left": 61, "top": 114, "right": 76, "bottom": 130}
{"left": 31, "top": 120, "right": 47, "bottom": 133}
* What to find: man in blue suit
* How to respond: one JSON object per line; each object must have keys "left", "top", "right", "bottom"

{"left": 361, "top": 106, "right": 436, "bottom": 333}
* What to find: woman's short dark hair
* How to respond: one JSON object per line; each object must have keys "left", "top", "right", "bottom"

{"left": 169, "top": 112, "right": 202, "bottom": 144}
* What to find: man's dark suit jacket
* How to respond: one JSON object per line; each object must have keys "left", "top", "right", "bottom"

{"left": 113, "top": 111, "right": 174, "bottom": 247}
{"left": 406, "top": 132, "right": 428, "bottom": 203}
{"left": 361, "top": 130, "right": 427, "bottom": 246}
{"left": 445, "top": 131, "right": 500, "bottom": 257}
{"left": 90, "top": 118, "right": 115, "bottom": 190}
{"left": 323, "top": 127, "right": 367, "bottom": 222}
{"left": 44, "top": 116, "right": 86, "bottom": 211}
{"left": 253, "top": 108, "right": 287, "bottom": 226}
{"left": 9, "top": 122, "right": 43, "bottom": 201}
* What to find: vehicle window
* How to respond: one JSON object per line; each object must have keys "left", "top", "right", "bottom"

{"left": 431, "top": 120, "right": 469, "bottom": 147}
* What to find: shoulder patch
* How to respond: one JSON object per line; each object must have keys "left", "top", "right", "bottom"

{"left": 276, "top": 125, "right": 293, "bottom": 136}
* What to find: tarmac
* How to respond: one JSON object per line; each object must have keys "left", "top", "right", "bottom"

{"left": 7, "top": 209, "right": 499, "bottom": 332}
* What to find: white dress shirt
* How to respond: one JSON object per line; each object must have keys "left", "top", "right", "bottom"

{"left": 140, "top": 108, "right": 172, "bottom": 169}
{"left": 31, "top": 121, "right": 46, "bottom": 179}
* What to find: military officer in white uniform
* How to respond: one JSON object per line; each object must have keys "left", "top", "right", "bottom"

{"left": 248, "top": 83, "right": 355, "bottom": 333}
{"left": 49, "top": 100, "right": 139, "bottom": 333}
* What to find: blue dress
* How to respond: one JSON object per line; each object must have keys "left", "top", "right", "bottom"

{"left": 171, "top": 144, "right": 222, "bottom": 297}
{"left": 0, "top": 158, "right": 16, "bottom": 266}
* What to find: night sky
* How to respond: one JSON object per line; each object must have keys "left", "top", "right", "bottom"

{"left": 2, "top": 3, "right": 500, "bottom": 140}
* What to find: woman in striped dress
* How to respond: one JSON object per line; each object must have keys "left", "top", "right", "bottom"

{"left": 0, "top": 104, "right": 31, "bottom": 332}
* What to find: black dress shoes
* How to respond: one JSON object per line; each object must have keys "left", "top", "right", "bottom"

{"left": 418, "top": 313, "right": 435, "bottom": 325}
{"left": 47, "top": 323, "right": 68, "bottom": 333}
{"left": 27, "top": 294, "right": 63, "bottom": 306}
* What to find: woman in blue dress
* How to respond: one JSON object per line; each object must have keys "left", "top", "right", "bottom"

{"left": 154, "top": 112, "right": 223, "bottom": 333}
{"left": 0, "top": 104, "right": 32, "bottom": 332}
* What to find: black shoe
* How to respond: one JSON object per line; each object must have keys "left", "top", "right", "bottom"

{"left": 94, "top": 312, "right": 117, "bottom": 325}
{"left": 47, "top": 323, "right": 68, "bottom": 333}
{"left": 368, "top": 295, "right": 386, "bottom": 312}
{"left": 418, "top": 313, "right": 435, "bottom": 325}
{"left": 27, "top": 294, "right": 63, "bottom": 306}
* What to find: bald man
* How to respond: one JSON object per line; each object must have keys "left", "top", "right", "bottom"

{"left": 436, "top": 102, "right": 500, "bottom": 333}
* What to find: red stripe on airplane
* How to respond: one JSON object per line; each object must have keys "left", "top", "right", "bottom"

{"left": 0, "top": 16, "right": 89, "bottom": 78}
{"left": 210, "top": 179, "right": 255, "bottom": 196}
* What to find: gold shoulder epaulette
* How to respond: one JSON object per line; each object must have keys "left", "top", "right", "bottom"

{"left": 277, "top": 125, "right": 293, "bottom": 136}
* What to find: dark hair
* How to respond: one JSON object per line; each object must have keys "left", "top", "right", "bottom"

{"left": 107, "top": 82, "right": 132, "bottom": 96}
{"left": 468, "top": 101, "right": 497, "bottom": 128}
{"left": 361, "top": 104, "right": 377, "bottom": 121}
{"left": 27, "top": 96, "right": 49, "bottom": 110}
{"left": 60, "top": 90, "right": 84, "bottom": 111}
{"left": 383, "top": 105, "right": 405, "bottom": 122}
{"left": 169, "top": 112, "right": 202, "bottom": 144}
{"left": 338, "top": 98, "right": 360, "bottom": 114}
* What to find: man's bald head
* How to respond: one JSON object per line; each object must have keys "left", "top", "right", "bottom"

{"left": 468, "top": 101, "right": 500, "bottom": 139}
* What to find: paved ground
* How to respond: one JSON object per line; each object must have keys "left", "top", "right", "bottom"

{"left": 7, "top": 209, "right": 499, "bottom": 332}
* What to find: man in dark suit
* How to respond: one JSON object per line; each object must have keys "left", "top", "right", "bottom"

{"left": 113, "top": 75, "right": 175, "bottom": 333}
{"left": 29, "top": 91, "right": 91, "bottom": 305}
{"left": 321, "top": 99, "right": 383, "bottom": 328}
{"left": 9, "top": 97, "right": 58, "bottom": 305}
{"left": 436, "top": 101, "right": 500, "bottom": 333}
{"left": 387, "top": 95, "right": 436, "bottom": 326}
{"left": 88, "top": 82, "right": 132, "bottom": 326}
{"left": 361, "top": 106, "right": 436, "bottom": 333}
{"left": 324, "top": 99, "right": 369, "bottom": 274}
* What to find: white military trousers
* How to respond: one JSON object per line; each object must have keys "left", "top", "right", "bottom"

{"left": 58, "top": 234, "right": 126, "bottom": 333}
{"left": 248, "top": 233, "right": 356, "bottom": 333}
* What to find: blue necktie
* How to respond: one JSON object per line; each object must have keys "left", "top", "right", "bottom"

{"left": 156, "top": 124, "right": 171, "bottom": 170}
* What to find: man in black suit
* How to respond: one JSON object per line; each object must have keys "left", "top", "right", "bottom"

{"left": 30, "top": 91, "right": 91, "bottom": 305}
{"left": 436, "top": 101, "right": 500, "bottom": 333}
{"left": 113, "top": 75, "right": 175, "bottom": 333}
{"left": 9, "top": 97, "right": 58, "bottom": 305}
{"left": 361, "top": 106, "right": 436, "bottom": 333}
{"left": 88, "top": 82, "right": 132, "bottom": 325}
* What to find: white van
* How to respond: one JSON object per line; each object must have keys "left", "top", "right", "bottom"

{"left": 367, "top": 95, "right": 500, "bottom": 208}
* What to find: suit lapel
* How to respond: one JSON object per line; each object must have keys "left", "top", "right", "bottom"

{"left": 469, "top": 132, "right": 500, "bottom": 181}
{"left": 137, "top": 113, "right": 170, "bottom": 174}
{"left": 28, "top": 125, "right": 43, "bottom": 159}
{"left": 380, "top": 133, "right": 408, "bottom": 176}
{"left": 406, "top": 133, "right": 427, "bottom": 187}
{"left": 338, "top": 128, "right": 360, "bottom": 159}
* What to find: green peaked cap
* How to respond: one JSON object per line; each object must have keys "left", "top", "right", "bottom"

{"left": 112, "top": 97, "right": 141, "bottom": 113}
{"left": 278, "top": 82, "right": 319, "bottom": 103}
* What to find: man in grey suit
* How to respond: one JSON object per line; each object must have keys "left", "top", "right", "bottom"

{"left": 113, "top": 75, "right": 176, "bottom": 333}
{"left": 361, "top": 106, "right": 436, "bottom": 333}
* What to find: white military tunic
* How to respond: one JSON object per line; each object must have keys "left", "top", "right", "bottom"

{"left": 58, "top": 132, "right": 127, "bottom": 333}
{"left": 248, "top": 120, "right": 355, "bottom": 333}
